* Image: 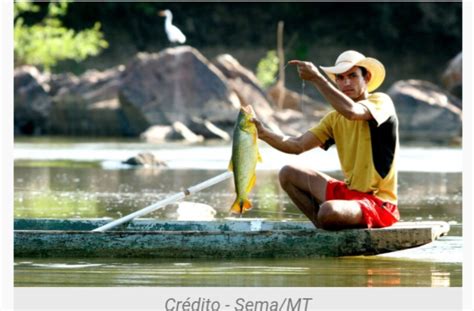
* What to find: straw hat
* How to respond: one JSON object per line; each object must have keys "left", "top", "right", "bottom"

{"left": 320, "top": 50, "right": 385, "bottom": 92}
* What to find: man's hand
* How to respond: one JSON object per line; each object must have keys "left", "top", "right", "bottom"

{"left": 288, "top": 60, "right": 323, "bottom": 82}
{"left": 250, "top": 117, "right": 266, "bottom": 139}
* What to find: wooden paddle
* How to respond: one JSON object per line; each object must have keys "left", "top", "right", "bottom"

{"left": 92, "top": 171, "right": 233, "bottom": 232}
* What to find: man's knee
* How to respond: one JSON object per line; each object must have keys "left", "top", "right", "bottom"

{"left": 317, "top": 201, "right": 342, "bottom": 230}
{"left": 318, "top": 201, "right": 336, "bottom": 221}
{"left": 278, "top": 165, "right": 295, "bottom": 188}
{"left": 317, "top": 201, "right": 366, "bottom": 230}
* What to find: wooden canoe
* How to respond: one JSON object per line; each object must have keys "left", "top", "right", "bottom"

{"left": 14, "top": 218, "right": 450, "bottom": 258}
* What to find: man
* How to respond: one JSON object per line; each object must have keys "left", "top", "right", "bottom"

{"left": 252, "top": 50, "right": 399, "bottom": 230}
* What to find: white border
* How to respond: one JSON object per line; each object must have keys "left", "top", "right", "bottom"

{"left": 462, "top": 0, "right": 473, "bottom": 310}
{"left": 13, "top": 288, "right": 462, "bottom": 311}
{"left": 1, "top": 0, "right": 14, "bottom": 310}
{"left": 6, "top": 1, "right": 471, "bottom": 310}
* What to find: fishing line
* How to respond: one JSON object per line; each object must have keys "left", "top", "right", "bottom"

{"left": 266, "top": 63, "right": 290, "bottom": 87}
{"left": 266, "top": 63, "right": 319, "bottom": 223}
{"left": 299, "top": 79, "right": 305, "bottom": 111}
{"left": 297, "top": 78, "right": 319, "bottom": 224}
{"left": 255, "top": 62, "right": 319, "bottom": 222}
{"left": 273, "top": 62, "right": 318, "bottom": 223}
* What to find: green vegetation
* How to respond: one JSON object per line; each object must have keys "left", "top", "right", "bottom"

{"left": 14, "top": 0, "right": 108, "bottom": 71}
{"left": 256, "top": 50, "right": 279, "bottom": 88}
{"left": 13, "top": 2, "right": 461, "bottom": 85}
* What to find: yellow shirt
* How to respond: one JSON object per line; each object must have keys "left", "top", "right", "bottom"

{"left": 309, "top": 92, "right": 398, "bottom": 204}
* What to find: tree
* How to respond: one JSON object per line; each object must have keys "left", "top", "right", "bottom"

{"left": 14, "top": 0, "right": 109, "bottom": 71}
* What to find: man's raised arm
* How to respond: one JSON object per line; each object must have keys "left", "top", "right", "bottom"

{"left": 288, "top": 60, "right": 372, "bottom": 121}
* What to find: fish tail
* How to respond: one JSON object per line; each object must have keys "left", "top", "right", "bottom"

{"left": 230, "top": 198, "right": 252, "bottom": 214}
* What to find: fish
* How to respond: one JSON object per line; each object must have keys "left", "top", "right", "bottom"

{"left": 228, "top": 105, "right": 262, "bottom": 214}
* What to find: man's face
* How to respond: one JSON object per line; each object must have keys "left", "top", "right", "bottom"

{"left": 335, "top": 66, "right": 370, "bottom": 100}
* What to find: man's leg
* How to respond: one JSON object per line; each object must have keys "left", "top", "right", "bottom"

{"left": 278, "top": 164, "right": 335, "bottom": 226}
{"left": 317, "top": 200, "right": 366, "bottom": 230}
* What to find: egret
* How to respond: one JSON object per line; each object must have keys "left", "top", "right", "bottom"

{"left": 158, "top": 9, "right": 186, "bottom": 44}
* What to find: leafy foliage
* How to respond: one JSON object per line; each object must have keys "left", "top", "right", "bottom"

{"left": 256, "top": 50, "right": 279, "bottom": 88}
{"left": 13, "top": 2, "right": 461, "bottom": 80}
{"left": 14, "top": 0, "right": 108, "bottom": 71}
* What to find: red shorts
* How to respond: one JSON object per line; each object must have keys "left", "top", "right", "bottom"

{"left": 325, "top": 180, "right": 399, "bottom": 228}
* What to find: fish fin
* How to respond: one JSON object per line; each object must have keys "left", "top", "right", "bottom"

{"left": 230, "top": 198, "right": 252, "bottom": 214}
{"left": 228, "top": 160, "right": 233, "bottom": 171}
{"left": 241, "top": 199, "right": 252, "bottom": 212}
{"left": 245, "top": 172, "right": 256, "bottom": 193}
{"left": 230, "top": 198, "right": 241, "bottom": 214}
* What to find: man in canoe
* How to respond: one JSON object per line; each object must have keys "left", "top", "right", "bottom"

{"left": 252, "top": 50, "right": 399, "bottom": 230}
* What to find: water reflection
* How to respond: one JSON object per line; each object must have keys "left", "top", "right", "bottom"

{"left": 14, "top": 256, "right": 461, "bottom": 287}
{"left": 14, "top": 166, "right": 462, "bottom": 227}
{"left": 14, "top": 162, "right": 463, "bottom": 287}
{"left": 366, "top": 267, "right": 401, "bottom": 287}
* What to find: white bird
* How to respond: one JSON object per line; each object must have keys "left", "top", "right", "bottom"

{"left": 158, "top": 9, "right": 186, "bottom": 44}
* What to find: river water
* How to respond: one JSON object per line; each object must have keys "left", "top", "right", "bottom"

{"left": 13, "top": 138, "right": 463, "bottom": 287}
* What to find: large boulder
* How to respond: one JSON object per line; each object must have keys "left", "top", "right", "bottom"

{"left": 47, "top": 72, "right": 80, "bottom": 97}
{"left": 273, "top": 109, "right": 311, "bottom": 136}
{"left": 14, "top": 66, "right": 52, "bottom": 135}
{"left": 50, "top": 65, "right": 132, "bottom": 136}
{"left": 212, "top": 54, "right": 283, "bottom": 135}
{"left": 119, "top": 46, "right": 241, "bottom": 138}
{"left": 387, "top": 80, "right": 462, "bottom": 143}
{"left": 140, "top": 125, "right": 176, "bottom": 143}
{"left": 267, "top": 84, "right": 330, "bottom": 134}
{"left": 15, "top": 47, "right": 303, "bottom": 139}
{"left": 140, "top": 121, "right": 215, "bottom": 143}
{"left": 441, "top": 52, "right": 462, "bottom": 100}
{"left": 54, "top": 65, "right": 125, "bottom": 102}
{"left": 188, "top": 116, "right": 231, "bottom": 140}
{"left": 267, "top": 84, "right": 328, "bottom": 113}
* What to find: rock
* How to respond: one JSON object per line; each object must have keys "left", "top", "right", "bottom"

{"left": 263, "top": 85, "right": 330, "bottom": 136}
{"left": 123, "top": 152, "right": 167, "bottom": 167}
{"left": 213, "top": 54, "right": 267, "bottom": 99}
{"left": 172, "top": 121, "right": 204, "bottom": 143}
{"left": 441, "top": 52, "right": 462, "bottom": 100}
{"left": 49, "top": 65, "right": 136, "bottom": 136}
{"left": 119, "top": 47, "right": 240, "bottom": 137}
{"left": 213, "top": 54, "right": 284, "bottom": 135}
{"left": 142, "top": 117, "right": 231, "bottom": 142}
{"left": 273, "top": 109, "right": 324, "bottom": 136}
{"left": 14, "top": 66, "right": 52, "bottom": 135}
{"left": 55, "top": 66, "right": 125, "bottom": 102}
{"left": 47, "top": 72, "right": 80, "bottom": 96}
{"left": 387, "top": 80, "right": 462, "bottom": 143}
{"left": 188, "top": 117, "right": 231, "bottom": 141}
{"left": 140, "top": 121, "right": 204, "bottom": 143}
{"left": 140, "top": 125, "right": 176, "bottom": 143}
{"left": 267, "top": 85, "right": 330, "bottom": 117}
{"left": 15, "top": 48, "right": 328, "bottom": 139}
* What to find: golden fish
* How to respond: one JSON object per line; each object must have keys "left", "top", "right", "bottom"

{"left": 228, "top": 105, "right": 262, "bottom": 214}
